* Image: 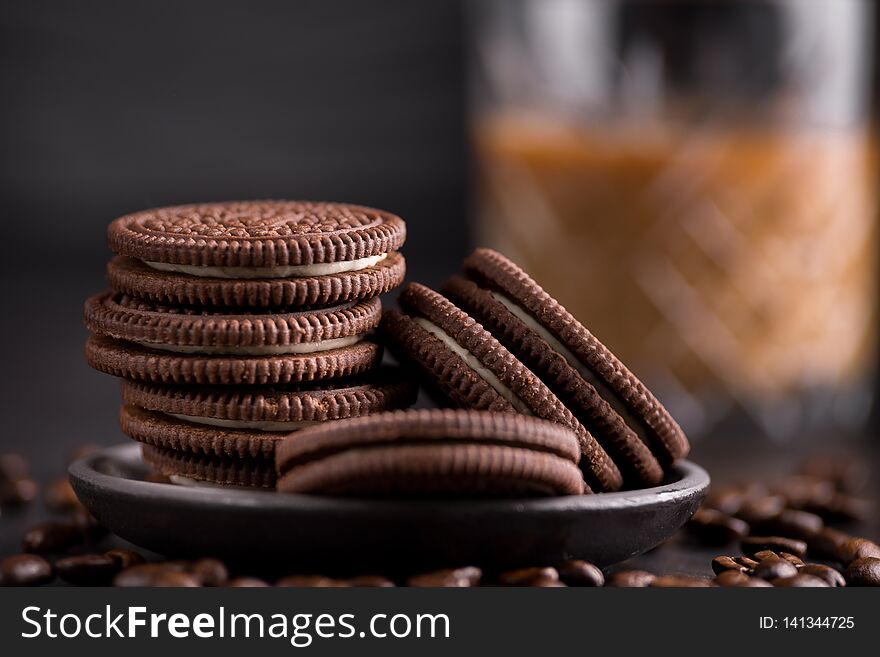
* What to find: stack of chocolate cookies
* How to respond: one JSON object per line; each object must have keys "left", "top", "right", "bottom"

{"left": 380, "top": 248, "right": 690, "bottom": 493}
{"left": 84, "top": 201, "right": 417, "bottom": 488}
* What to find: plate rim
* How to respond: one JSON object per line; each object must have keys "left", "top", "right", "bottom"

{"left": 70, "top": 443, "right": 710, "bottom": 515}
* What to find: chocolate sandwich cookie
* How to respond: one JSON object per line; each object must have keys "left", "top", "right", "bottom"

{"left": 276, "top": 410, "right": 587, "bottom": 496}
{"left": 106, "top": 201, "right": 406, "bottom": 306}
{"left": 456, "top": 248, "right": 689, "bottom": 467}
{"left": 119, "top": 373, "right": 418, "bottom": 435}
{"left": 444, "top": 275, "right": 664, "bottom": 487}
{"left": 106, "top": 252, "right": 406, "bottom": 308}
{"left": 84, "top": 292, "right": 382, "bottom": 385}
{"left": 380, "top": 283, "right": 622, "bottom": 492}
{"left": 140, "top": 444, "right": 277, "bottom": 488}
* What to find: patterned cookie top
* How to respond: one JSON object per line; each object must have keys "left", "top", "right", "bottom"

{"left": 108, "top": 201, "right": 406, "bottom": 267}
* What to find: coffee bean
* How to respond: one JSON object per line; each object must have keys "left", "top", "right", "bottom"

{"left": 844, "top": 557, "right": 880, "bottom": 586}
{"left": 0, "top": 478, "right": 39, "bottom": 507}
{"left": 191, "top": 558, "right": 228, "bottom": 587}
{"left": 606, "top": 570, "right": 656, "bottom": 587}
{"left": 70, "top": 508, "right": 106, "bottom": 539}
{"left": 779, "top": 552, "right": 805, "bottom": 567}
{"left": 735, "top": 556, "right": 760, "bottom": 570}
{"left": 651, "top": 575, "right": 714, "bottom": 587}
{"left": 799, "top": 455, "right": 870, "bottom": 494}
{"left": 752, "top": 509, "right": 823, "bottom": 540}
{"left": 735, "top": 496, "right": 786, "bottom": 525}
{"left": 407, "top": 567, "right": 482, "bottom": 587}
{"left": 687, "top": 508, "right": 750, "bottom": 546}
{"left": 144, "top": 472, "right": 173, "bottom": 484}
{"left": 276, "top": 575, "right": 346, "bottom": 587}
{"left": 152, "top": 571, "right": 202, "bottom": 587}
{"left": 22, "top": 521, "right": 86, "bottom": 553}
{"left": 531, "top": 578, "right": 567, "bottom": 587}
{"left": 498, "top": 567, "right": 559, "bottom": 586}
{"left": 741, "top": 536, "right": 807, "bottom": 558}
{"left": 558, "top": 560, "right": 604, "bottom": 587}
{"left": 55, "top": 554, "right": 120, "bottom": 586}
{"left": 345, "top": 575, "right": 396, "bottom": 587}
{"left": 800, "top": 564, "right": 846, "bottom": 587}
{"left": 714, "top": 570, "right": 772, "bottom": 587}
{"left": 771, "top": 574, "right": 829, "bottom": 587}
{"left": 803, "top": 494, "right": 873, "bottom": 524}
{"left": 105, "top": 548, "right": 144, "bottom": 569}
{"left": 835, "top": 538, "right": 880, "bottom": 565}
{"left": 0, "top": 453, "right": 29, "bottom": 481}
{"left": 42, "top": 478, "right": 82, "bottom": 512}
{"left": 114, "top": 564, "right": 200, "bottom": 587}
{"left": 753, "top": 550, "right": 779, "bottom": 561}
{"left": 712, "top": 556, "right": 747, "bottom": 575}
{"left": 226, "top": 577, "right": 270, "bottom": 587}
{"left": 0, "top": 554, "right": 53, "bottom": 586}
{"left": 807, "top": 527, "right": 851, "bottom": 560}
{"left": 754, "top": 557, "right": 798, "bottom": 581}
{"left": 771, "top": 476, "right": 835, "bottom": 508}
{"left": 703, "top": 486, "right": 746, "bottom": 516}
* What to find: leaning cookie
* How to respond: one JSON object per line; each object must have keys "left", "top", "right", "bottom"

{"left": 276, "top": 409, "right": 587, "bottom": 497}
{"left": 457, "top": 248, "right": 689, "bottom": 466}
{"left": 106, "top": 200, "right": 406, "bottom": 306}
{"left": 84, "top": 293, "right": 382, "bottom": 385}
{"left": 444, "top": 275, "right": 664, "bottom": 487}
{"left": 380, "top": 283, "right": 622, "bottom": 492}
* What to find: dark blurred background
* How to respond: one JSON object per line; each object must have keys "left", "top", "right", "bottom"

{"left": 0, "top": 0, "right": 467, "bottom": 471}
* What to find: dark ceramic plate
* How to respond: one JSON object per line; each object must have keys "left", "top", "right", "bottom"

{"left": 70, "top": 443, "right": 709, "bottom": 574}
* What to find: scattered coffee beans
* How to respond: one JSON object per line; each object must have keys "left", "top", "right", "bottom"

{"left": 741, "top": 536, "right": 807, "bottom": 558}
{"left": 712, "top": 556, "right": 748, "bottom": 575}
{"left": 226, "top": 577, "right": 270, "bottom": 587}
{"left": 191, "top": 558, "right": 228, "bottom": 587}
{"left": 753, "top": 557, "right": 798, "bottom": 581}
{"left": 752, "top": 509, "right": 823, "bottom": 540}
{"left": 687, "top": 508, "right": 750, "bottom": 546}
{"left": 606, "top": 570, "right": 656, "bottom": 587}
{"left": 735, "top": 496, "right": 787, "bottom": 525}
{"left": 407, "top": 567, "right": 482, "bottom": 587}
{"left": 807, "top": 527, "right": 851, "bottom": 560}
{"left": 770, "top": 574, "right": 829, "bottom": 587}
{"left": 276, "top": 575, "right": 346, "bottom": 587}
{"left": 114, "top": 564, "right": 200, "bottom": 587}
{"left": 714, "top": 571, "right": 772, "bottom": 587}
{"left": 55, "top": 554, "right": 120, "bottom": 586}
{"left": 650, "top": 575, "right": 714, "bottom": 588}
{"left": 558, "top": 560, "right": 604, "bottom": 587}
{"left": 22, "top": 521, "right": 86, "bottom": 553}
{"left": 844, "top": 557, "right": 880, "bottom": 587}
{"left": 105, "top": 548, "right": 144, "bottom": 568}
{"left": 799, "top": 564, "right": 846, "bottom": 587}
{"left": 835, "top": 538, "right": 880, "bottom": 565}
{"left": 0, "top": 554, "right": 53, "bottom": 586}
{"left": 42, "top": 478, "right": 82, "bottom": 512}
{"left": 345, "top": 575, "right": 396, "bottom": 587}
{"left": 497, "top": 567, "right": 559, "bottom": 586}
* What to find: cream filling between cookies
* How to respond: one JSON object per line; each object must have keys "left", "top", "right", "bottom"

{"left": 489, "top": 291, "right": 651, "bottom": 443}
{"left": 412, "top": 317, "right": 532, "bottom": 415}
{"left": 167, "top": 413, "right": 321, "bottom": 432}
{"left": 144, "top": 253, "right": 388, "bottom": 279}
{"left": 136, "top": 334, "right": 363, "bottom": 356}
